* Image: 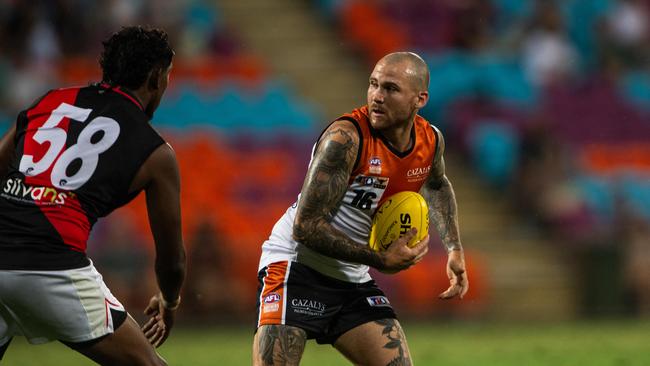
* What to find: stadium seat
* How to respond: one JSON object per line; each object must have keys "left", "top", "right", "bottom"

{"left": 620, "top": 175, "right": 650, "bottom": 220}
{"left": 468, "top": 122, "right": 520, "bottom": 185}
{"left": 478, "top": 54, "right": 537, "bottom": 107}
{"left": 573, "top": 175, "right": 615, "bottom": 221}
{"left": 621, "top": 71, "right": 650, "bottom": 113}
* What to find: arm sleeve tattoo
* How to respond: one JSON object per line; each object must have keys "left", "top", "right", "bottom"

{"left": 420, "top": 132, "right": 463, "bottom": 252}
{"left": 292, "top": 122, "right": 385, "bottom": 269}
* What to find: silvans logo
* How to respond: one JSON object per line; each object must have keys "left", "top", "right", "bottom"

{"left": 2, "top": 178, "right": 74, "bottom": 205}
{"left": 291, "top": 298, "right": 326, "bottom": 316}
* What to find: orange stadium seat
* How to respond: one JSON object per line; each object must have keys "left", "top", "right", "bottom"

{"left": 56, "top": 54, "right": 266, "bottom": 89}
{"left": 580, "top": 143, "right": 650, "bottom": 174}
{"left": 340, "top": 1, "right": 408, "bottom": 62}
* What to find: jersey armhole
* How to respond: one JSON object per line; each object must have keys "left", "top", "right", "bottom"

{"left": 123, "top": 131, "right": 166, "bottom": 204}
{"left": 313, "top": 117, "right": 364, "bottom": 173}
{"left": 429, "top": 124, "right": 442, "bottom": 163}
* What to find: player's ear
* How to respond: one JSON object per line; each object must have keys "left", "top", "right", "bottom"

{"left": 416, "top": 90, "right": 429, "bottom": 109}
{"left": 147, "top": 67, "right": 162, "bottom": 90}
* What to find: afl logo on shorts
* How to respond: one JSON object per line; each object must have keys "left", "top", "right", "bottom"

{"left": 262, "top": 292, "right": 282, "bottom": 313}
{"left": 369, "top": 157, "right": 382, "bottom": 175}
{"left": 264, "top": 292, "right": 281, "bottom": 304}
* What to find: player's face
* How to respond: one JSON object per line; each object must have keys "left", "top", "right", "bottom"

{"left": 367, "top": 61, "right": 424, "bottom": 130}
{"left": 145, "top": 63, "right": 172, "bottom": 119}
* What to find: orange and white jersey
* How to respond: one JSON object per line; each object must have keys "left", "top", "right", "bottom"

{"left": 259, "top": 106, "right": 440, "bottom": 283}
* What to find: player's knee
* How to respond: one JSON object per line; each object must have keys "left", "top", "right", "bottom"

{"left": 254, "top": 325, "right": 307, "bottom": 365}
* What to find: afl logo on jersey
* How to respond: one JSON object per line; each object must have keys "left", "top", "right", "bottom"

{"left": 369, "top": 157, "right": 382, "bottom": 175}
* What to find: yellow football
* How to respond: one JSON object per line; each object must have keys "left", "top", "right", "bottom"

{"left": 368, "top": 191, "right": 429, "bottom": 252}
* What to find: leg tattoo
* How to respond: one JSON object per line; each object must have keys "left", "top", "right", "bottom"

{"left": 258, "top": 325, "right": 307, "bottom": 365}
{"left": 374, "top": 319, "right": 412, "bottom": 366}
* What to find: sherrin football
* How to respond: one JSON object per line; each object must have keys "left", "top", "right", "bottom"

{"left": 368, "top": 191, "right": 429, "bottom": 252}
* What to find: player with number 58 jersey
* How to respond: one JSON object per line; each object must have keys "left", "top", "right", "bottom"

{"left": 0, "top": 83, "right": 164, "bottom": 269}
{"left": 0, "top": 26, "right": 185, "bottom": 365}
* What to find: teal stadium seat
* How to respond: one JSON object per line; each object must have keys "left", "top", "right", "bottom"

{"left": 620, "top": 175, "right": 650, "bottom": 220}
{"left": 186, "top": 0, "right": 221, "bottom": 32}
{"left": 422, "top": 52, "right": 479, "bottom": 125}
{"left": 490, "top": 0, "right": 533, "bottom": 33}
{"left": 621, "top": 71, "right": 650, "bottom": 113}
{"left": 154, "top": 80, "right": 319, "bottom": 136}
{"left": 468, "top": 122, "right": 519, "bottom": 186}
{"left": 574, "top": 175, "right": 615, "bottom": 221}
{"left": 422, "top": 51, "right": 537, "bottom": 126}
{"left": 565, "top": 0, "right": 614, "bottom": 70}
{"left": 478, "top": 54, "right": 537, "bottom": 107}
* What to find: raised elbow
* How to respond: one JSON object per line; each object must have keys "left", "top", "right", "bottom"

{"left": 292, "top": 218, "right": 310, "bottom": 244}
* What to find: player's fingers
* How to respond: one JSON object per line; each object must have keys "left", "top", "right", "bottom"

{"left": 143, "top": 323, "right": 158, "bottom": 339}
{"left": 399, "top": 228, "right": 417, "bottom": 246}
{"left": 142, "top": 317, "right": 157, "bottom": 332}
{"left": 409, "top": 234, "right": 429, "bottom": 256}
{"left": 144, "top": 303, "right": 158, "bottom": 316}
{"left": 152, "top": 332, "right": 163, "bottom": 348}
{"left": 144, "top": 318, "right": 164, "bottom": 338}
{"left": 155, "top": 329, "right": 170, "bottom": 348}
{"left": 150, "top": 333, "right": 162, "bottom": 348}
{"left": 438, "top": 287, "right": 455, "bottom": 299}
{"left": 415, "top": 234, "right": 430, "bottom": 248}
{"left": 412, "top": 246, "right": 429, "bottom": 264}
{"left": 156, "top": 333, "right": 170, "bottom": 348}
{"left": 452, "top": 266, "right": 466, "bottom": 277}
{"left": 459, "top": 274, "right": 469, "bottom": 299}
{"left": 149, "top": 326, "right": 165, "bottom": 347}
{"left": 438, "top": 284, "right": 460, "bottom": 299}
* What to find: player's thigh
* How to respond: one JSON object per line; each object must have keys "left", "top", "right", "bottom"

{"left": 253, "top": 324, "right": 307, "bottom": 366}
{"left": 70, "top": 314, "right": 165, "bottom": 366}
{"left": 334, "top": 318, "right": 413, "bottom": 366}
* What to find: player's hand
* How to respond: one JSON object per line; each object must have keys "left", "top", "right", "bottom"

{"left": 379, "top": 228, "right": 429, "bottom": 273}
{"left": 439, "top": 249, "right": 468, "bottom": 299}
{"left": 142, "top": 293, "right": 179, "bottom": 348}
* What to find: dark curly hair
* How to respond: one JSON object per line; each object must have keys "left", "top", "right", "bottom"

{"left": 99, "top": 26, "right": 174, "bottom": 89}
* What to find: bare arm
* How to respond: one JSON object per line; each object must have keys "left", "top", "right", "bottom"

{"left": 142, "top": 144, "right": 185, "bottom": 303}
{"left": 292, "top": 121, "right": 386, "bottom": 268}
{"left": 0, "top": 125, "right": 16, "bottom": 178}
{"left": 420, "top": 129, "right": 468, "bottom": 299}
{"left": 130, "top": 143, "right": 186, "bottom": 346}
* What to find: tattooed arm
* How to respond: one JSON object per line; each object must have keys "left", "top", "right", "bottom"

{"left": 420, "top": 129, "right": 469, "bottom": 299}
{"left": 293, "top": 121, "right": 426, "bottom": 272}
{"left": 421, "top": 130, "right": 461, "bottom": 252}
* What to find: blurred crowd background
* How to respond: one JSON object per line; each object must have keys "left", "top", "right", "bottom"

{"left": 0, "top": 0, "right": 649, "bottom": 326}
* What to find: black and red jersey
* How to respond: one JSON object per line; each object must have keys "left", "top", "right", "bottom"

{"left": 0, "top": 83, "right": 165, "bottom": 270}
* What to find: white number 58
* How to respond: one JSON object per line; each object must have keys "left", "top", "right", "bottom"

{"left": 19, "top": 102, "right": 120, "bottom": 190}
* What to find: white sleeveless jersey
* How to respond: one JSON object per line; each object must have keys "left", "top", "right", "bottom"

{"left": 258, "top": 106, "right": 439, "bottom": 283}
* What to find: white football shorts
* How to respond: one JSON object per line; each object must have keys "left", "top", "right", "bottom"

{"left": 0, "top": 260, "right": 125, "bottom": 346}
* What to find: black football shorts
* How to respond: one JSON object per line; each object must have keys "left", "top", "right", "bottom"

{"left": 255, "top": 261, "right": 397, "bottom": 344}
